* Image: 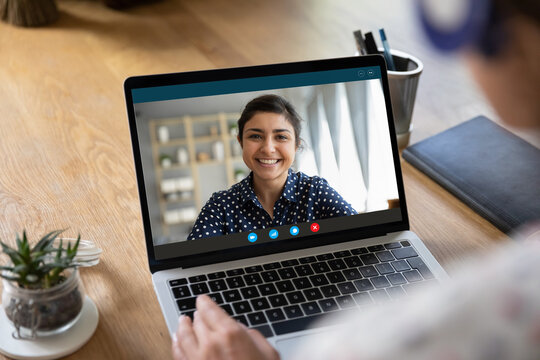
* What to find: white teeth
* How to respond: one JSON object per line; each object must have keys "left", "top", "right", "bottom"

{"left": 259, "top": 159, "right": 279, "bottom": 164}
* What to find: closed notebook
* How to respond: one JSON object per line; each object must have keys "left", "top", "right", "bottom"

{"left": 402, "top": 116, "right": 540, "bottom": 234}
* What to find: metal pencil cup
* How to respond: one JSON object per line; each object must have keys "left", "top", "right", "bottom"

{"left": 382, "top": 48, "right": 423, "bottom": 149}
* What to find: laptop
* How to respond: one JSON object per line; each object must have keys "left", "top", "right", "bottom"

{"left": 124, "top": 55, "right": 447, "bottom": 357}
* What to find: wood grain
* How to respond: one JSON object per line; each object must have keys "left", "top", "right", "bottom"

{"left": 0, "top": 0, "right": 509, "bottom": 358}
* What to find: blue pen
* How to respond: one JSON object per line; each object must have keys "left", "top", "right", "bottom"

{"left": 379, "top": 29, "right": 396, "bottom": 71}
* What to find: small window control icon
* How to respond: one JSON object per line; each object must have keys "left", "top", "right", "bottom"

{"left": 248, "top": 233, "right": 257, "bottom": 242}
{"left": 310, "top": 223, "right": 320, "bottom": 232}
{"left": 269, "top": 229, "right": 279, "bottom": 239}
{"left": 290, "top": 226, "right": 299, "bottom": 236}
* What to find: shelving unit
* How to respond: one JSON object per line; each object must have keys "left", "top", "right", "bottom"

{"left": 149, "top": 112, "right": 248, "bottom": 238}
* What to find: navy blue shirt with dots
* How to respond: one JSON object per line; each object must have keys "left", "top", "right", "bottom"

{"left": 187, "top": 169, "right": 357, "bottom": 240}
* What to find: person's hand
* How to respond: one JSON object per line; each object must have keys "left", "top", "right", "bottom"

{"left": 172, "top": 294, "right": 280, "bottom": 360}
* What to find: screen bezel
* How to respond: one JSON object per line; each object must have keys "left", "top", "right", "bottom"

{"left": 124, "top": 55, "right": 409, "bottom": 273}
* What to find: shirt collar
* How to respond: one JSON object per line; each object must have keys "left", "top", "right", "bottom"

{"left": 238, "top": 169, "right": 298, "bottom": 205}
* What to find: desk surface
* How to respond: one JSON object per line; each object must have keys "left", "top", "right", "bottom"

{"left": 0, "top": 0, "right": 510, "bottom": 358}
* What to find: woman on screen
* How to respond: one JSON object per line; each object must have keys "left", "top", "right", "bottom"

{"left": 187, "top": 94, "right": 357, "bottom": 240}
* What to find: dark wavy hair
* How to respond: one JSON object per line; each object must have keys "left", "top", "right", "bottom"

{"left": 237, "top": 94, "right": 302, "bottom": 147}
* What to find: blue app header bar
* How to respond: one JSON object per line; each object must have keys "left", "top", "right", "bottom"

{"left": 132, "top": 66, "right": 381, "bottom": 103}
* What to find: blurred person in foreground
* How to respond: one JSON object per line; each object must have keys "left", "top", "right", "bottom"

{"left": 172, "top": 0, "right": 540, "bottom": 359}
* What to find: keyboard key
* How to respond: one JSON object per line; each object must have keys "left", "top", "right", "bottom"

{"left": 299, "top": 256, "right": 317, "bottom": 264}
{"left": 327, "top": 271, "right": 346, "bottom": 283}
{"left": 268, "top": 294, "right": 288, "bottom": 307}
{"left": 403, "top": 279, "right": 438, "bottom": 295}
{"left": 271, "top": 310, "right": 357, "bottom": 335}
{"left": 303, "top": 288, "right": 323, "bottom": 301}
{"left": 333, "top": 250, "right": 352, "bottom": 258}
{"left": 172, "top": 286, "right": 191, "bottom": 299}
{"left": 188, "top": 275, "right": 207, "bottom": 283}
{"left": 276, "top": 280, "right": 294, "bottom": 293}
{"left": 169, "top": 278, "right": 187, "bottom": 287}
{"left": 386, "top": 286, "right": 407, "bottom": 299}
{"left": 301, "top": 302, "right": 322, "bottom": 315}
{"left": 343, "top": 268, "right": 362, "bottom": 280}
{"left": 337, "top": 282, "right": 357, "bottom": 295}
{"left": 375, "top": 263, "right": 395, "bottom": 275}
{"left": 392, "top": 247, "right": 418, "bottom": 259}
{"left": 252, "top": 324, "right": 274, "bottom": 338}
{"left": 250, "top": 297, "right": 270, "bottom": 311}
{"left": 240, "top": 286, "right": 260, "bottom": 299}
{"left": 359, "top": 265, "right": 378, "bottom": 278}
{"left": 367, "top": 245, "right": 385, "bottom": 252}
{"left": 208, "top": 279, "right": 227, "bottom": 292}
{"left": 220, "top": 304, "right": 234, "bottom": 316}
{"left": 223, "top": 289, "right": 242, "bottom": 302}
{"left": 384, "top": 242, "right": 402, "bottom": 249}
{"left": 207, "top": 271, "right": 226, "bottom": 280}
{"left": 278, "top": 267, "right": 297, "bottom": 280}
{"left": 261, "top": 270, "right": 279, "bottom": 283}
{"left": 265, "top": 308, "right": 286, "bottom": 322}
{"left": 328, "top": 259, "right": 347, "bottom": 270}
{"left": 284, "top": 305, "right": 303, "bottom": 319}
{"left": 286, "top": 291, "right": 306, "bottom": 304}
{"left": 316, "top": 253, "right": 334, "bottom": 261}
{"left": 309, "top": 274, "right": 329, "bottom": 287}
{"left": 244, "top": 273, "right": 263, "bottom": 285}
{"left": 354, "top": 279, "right": 374, "bottom": 292}
{"left": 190, "top": 282, "right": 210, "bottom": 295}
{"left": 360, "top": 253, "right": 379, "bottom": 265}
{"left": 248, "top": 312, "right": 268, "bottom": 326}
{"left": 336, "top": 295, "right": 356, "bottom": 309}
{"left": 403, "top": 270, "right": 423, "bottom": 282}
{"left": 263, "top": 262, "right": 281, "bottom": 270}
{"left": 181, "top": 310, "right": 195, "bottom": 320}
{"left": 352, "top": 292, "right": 373, "bottom": 306}
{"left": 401, "top": 240, "right": 411, "bottom": 247}
{"left": 371, "top": 276, "right": 391, "bottom": 289}
{"left": 391, "top": 260, "right": 411, "bottom": 272}
{"left": 344, "top": 256, "right": 362, "bottom": 268}
{"left": 351, "top": 247, "right": 368, "bottom": 255}
{"left": 318, "top": 298, "right": 339, "bottom": 312}
{"left": 312, "top": 262, "right": 331, "bottom": 274}
{"left": 294, "top": 265, "right": 314, "bottom": 276}
{"left": 233, "top": 315, "right": 249, "bottom": 326}
{"left": 370, "top": 289, "right": 390, "bottom": 303}
{"left": 177, "top": 297, "right": 196, "bottom": 312}
{"left": 293, "top": 277, "right": 312, "bottom": 290}
{"left": 320, "top": 284, "right": 340, "bottom": 298}
{"left": 245, "top": 265, "right": 263, "bottom": 273}
{"left": 258, "top": 283, "right": 278, "bottom": 296}
{"left": 281, "top": 259, "right": 299, "bottom": 267}
{"left": 226, "top": 268, "right": 245, "bottom": 276}
{"left": 375, "top": 251, "right": 395, "bottom": 262}
{"left": 226, "top": 276, "right": 246, "bottom": 289}
{"left": 208, "top": 293, "right": 224, "bottom": 304}
{"left": 387, "top": 273, "right": 407, "bottom": 285}
{"left": 407, "top": 257, "right": 434, "bottom": 279}
{"left": 232, "top": 301, "right": 252, "bottom": 314}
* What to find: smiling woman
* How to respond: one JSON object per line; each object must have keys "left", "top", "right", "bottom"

{"left": 187, "top": 95, "right": 357, "bottom": 241}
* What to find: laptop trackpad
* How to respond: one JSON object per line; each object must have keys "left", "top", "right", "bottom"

{"left": 276, "top": 331, "right": 328, "bottom": 359}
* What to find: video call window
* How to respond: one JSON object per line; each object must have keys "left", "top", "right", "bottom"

{"left": 134, "top": 79, "right": 398, "bottom": 245}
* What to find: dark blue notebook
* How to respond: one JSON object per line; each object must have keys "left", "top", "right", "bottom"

{"left": 403, "top": 116, "right": 540, "bottom": 233}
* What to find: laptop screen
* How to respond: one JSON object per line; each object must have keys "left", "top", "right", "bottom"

{"left": 125, "top": 56, "right": 406, "bottom": 266}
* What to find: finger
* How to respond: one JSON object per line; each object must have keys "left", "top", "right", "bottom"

{"left": 172, "top": 335, "right": 186, "bottom": 360}
{"left": 248, "top": 328, "right": 280, "bottom": 360}
{"left": 196, "top": 294, "right": 236, "bottom": 330}
{"left": 176, "top": 315, "right": 199, "bottom": 358}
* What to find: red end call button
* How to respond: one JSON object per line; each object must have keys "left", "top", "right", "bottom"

{"left": 310, "top": 223, "right": 320, "bottom": 232}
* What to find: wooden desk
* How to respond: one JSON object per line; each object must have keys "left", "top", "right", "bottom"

{"left": 0, "top": 0, "right": 509, "bottom": 358}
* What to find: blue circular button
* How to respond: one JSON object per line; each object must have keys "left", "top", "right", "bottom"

{"left": 289, "top": 226, "right": 299, "bottom": 236}
{"left": 269, "top": 229, "right": 279, "bottom": 239}
{"left": 248, "top": 233, "right": 257, "bottom": 243}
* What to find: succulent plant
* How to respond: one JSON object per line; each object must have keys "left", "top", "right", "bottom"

{"left": 0, "top": 230, "right": 80, "bottom": 289}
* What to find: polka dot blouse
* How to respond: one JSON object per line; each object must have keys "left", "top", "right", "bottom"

{"left": 187, "top": 169, "right": 357, "bottom": 240}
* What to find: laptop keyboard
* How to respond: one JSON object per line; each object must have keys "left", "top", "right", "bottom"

{"left": 168, "top": 241, "right": 437, "bottom": 338}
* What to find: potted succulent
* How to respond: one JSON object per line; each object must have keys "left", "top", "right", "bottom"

{"left": 0, "top": 230, "right": 84, "bottom": 339}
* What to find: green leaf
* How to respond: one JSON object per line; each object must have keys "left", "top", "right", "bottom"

{"left": 33, "top": 229, "right": 65, "bottom": 253}
{"left": 0, "top": 265, "right": 15, "bottom": 272}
